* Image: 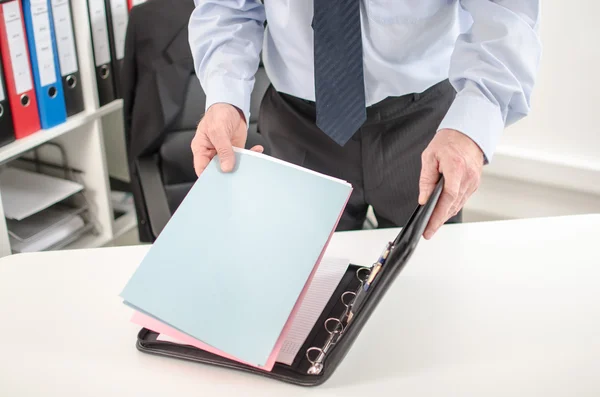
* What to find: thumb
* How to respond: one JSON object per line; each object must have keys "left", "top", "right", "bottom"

{"left": 210, "top": 130, "right": 236, "bottom": 172}
{"left": 418, "top": 150, "right": 440, "bottom": 205}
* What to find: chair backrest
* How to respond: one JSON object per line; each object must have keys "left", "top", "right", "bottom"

{"left": 125, "top": 0, "right": 271, "bottom": 242}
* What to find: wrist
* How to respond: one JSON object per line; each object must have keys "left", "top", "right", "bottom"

{"left": 207, "top": 103, "right": 247, "bottom": 126}
{"left": 438, "top": 128, "right": 485, "bottom": 165}
{"left": 203, "top": 73, "right": 253, "bottom": 128}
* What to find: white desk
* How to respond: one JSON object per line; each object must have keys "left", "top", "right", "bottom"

{"left": 1, "top": 215, "right": 600, "bottom": 396}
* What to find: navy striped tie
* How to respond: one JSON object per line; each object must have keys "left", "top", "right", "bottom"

{"left": 313, "top": 0, "right": 367, "bottom": 146}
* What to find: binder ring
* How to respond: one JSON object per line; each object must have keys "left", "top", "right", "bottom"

{"left": 66, "top": 75, "right": 77, "bottom": 88}
{"left": 20, "top": 94, "right": 30, "bottom": 107}
{"left": 305, "top": 346, "right": 323, "bottom": 366}
{"left": 356, "top": 267, "right": 370, "bottom": 283}
{"left": 0, "top": 103, "right": 3, "bottom": 118}
{"left": 306, "top": 318, "right": 343, "bottom": 375}
{"left": 100, "top": 65, "right": 110, "bottom": 79}
{"left": 48, "top": 86, "right": 57, "bottom": 99}
{"left": 341, "top": 291, "right": 356, "bottom": 308}
{"left": 324, "top": 317, "right": 343, "bottom": 334}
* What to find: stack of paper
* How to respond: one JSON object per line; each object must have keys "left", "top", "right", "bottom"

{"left": 0, "top": 167, "right": 87, "bottom": 253}
{"left": 120, "top": 148, "right": 353, "bottom": 369}
{"left": 7, "top": 203, "right": 87, "bottom": 253}
{"left": 133, "top": 256, "right": 350, "bottom": 367}
{"left": 0, "top": 167, "right": 84, "bottom": 221}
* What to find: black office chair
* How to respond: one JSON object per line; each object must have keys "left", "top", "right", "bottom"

{"left": 132, "top": 67, "right": 271, "bottom": 242}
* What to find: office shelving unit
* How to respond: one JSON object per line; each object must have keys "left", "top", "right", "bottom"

{"left": 0, "top": 1, "right": 136, "bottom": 257}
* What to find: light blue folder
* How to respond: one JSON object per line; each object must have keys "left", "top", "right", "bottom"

{"left": 120, "top": 149, "right": 352, "bottom": 366}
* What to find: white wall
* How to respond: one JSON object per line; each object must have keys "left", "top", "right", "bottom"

{"left": 502, "top": 1, "right": 599, "bottom": 163}
{"left": 464, "top": 1, "right": 600, "bottom": 221}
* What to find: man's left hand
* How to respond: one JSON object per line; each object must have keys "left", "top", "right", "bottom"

{"left": 418, "top": 128, "right": 484, "bottom": 239}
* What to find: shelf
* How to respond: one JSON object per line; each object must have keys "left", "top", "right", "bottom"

{"left": 95, "top": 99, "right": 124, "bottom": 119}
{"left": 63, "top": 231, "right": 112, "bottom": 251}
{"left": 62, "top": 211, "right": 137, "bottom": 251}
{"left": 0, "top": 1, "right": 132, "bottom": 258}
{"left": 113, "top": 210, "right": 138, "bottom": 240}
{"left": 0, "top": 100, "right": 123, "bottom": 165}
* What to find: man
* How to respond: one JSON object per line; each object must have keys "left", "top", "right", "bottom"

{"left": 188, "top": 0, "right": 541, "bottom": 238}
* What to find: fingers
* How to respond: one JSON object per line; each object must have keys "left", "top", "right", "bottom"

{"left": 192, "top": 128, "right": 258, "bottom": 176}
{"left": 420, "top": 129, "right": 484, "bottom": 239}
{"left": 423, "top": 158, "right": 463, "bottom": 239}
{"left": 191, "top": 103, "right": 248, "bottom": 176}
{"left": 191, "top": 132, "right": 216, "bottom": 177}
{"left": 418, "top": 150, "right": 440, "bottom": 205}
{"left": 206, "top": 127, "right": 236, "bottom": 172}
{"left": 452, "top": 168, "right": 480, "bottom": 217}
{"left": 447, "top": 163, "right": 469, "bottom": 217}
{"left": 193, "top": 148, "right": 216, "bottom": 177}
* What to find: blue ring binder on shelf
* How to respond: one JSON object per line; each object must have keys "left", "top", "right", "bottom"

{"left": 22, "top": 0, "right": 67, "bottom": 129}
{"left": 133, "top": 176, "right": 446, "bottom": 387}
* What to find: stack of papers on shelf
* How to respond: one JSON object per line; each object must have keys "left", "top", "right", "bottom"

{"left": 0, "top": 167, "right": 88, "bottom": 253}
{"left": 120, "top": 148, "right": 353, "bottom": 369}
{"left": 7, "top": 203, "right": 87, "bottom": 253}
{"left": 0, "top": 167, "right": 84, "bottom": 221}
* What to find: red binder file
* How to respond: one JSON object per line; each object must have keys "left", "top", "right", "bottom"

{"left": 0, "top": 45, "right": 16, "bottom": 147}
{"left": 0, "top": 0, "right": 40, "bottom": 139}
{"left": 127, "top": 0, "right": 146, "bottom": 11}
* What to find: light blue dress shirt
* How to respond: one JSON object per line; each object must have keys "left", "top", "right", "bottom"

{"left": 189, "top": 0, "right": 541, "bottom": 162}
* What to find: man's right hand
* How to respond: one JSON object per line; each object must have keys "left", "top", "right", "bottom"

{"left": 191, "top": 103, "right": 264, "bottom": 176}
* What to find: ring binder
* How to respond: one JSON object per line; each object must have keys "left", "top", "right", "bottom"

{"left": 340, "top": 290, "right": 356, "bottom": 306}
{"left": 49, "top": 0, "right": 85, "bottom": 116}
{"left": 134, "top": 176, "right": 446, "bottom": 386}
{"left": 306, "top": 317, "right": 344, "bottom": 375}
{"left": 305, "top": 263, "right": 385, "bottom": 375}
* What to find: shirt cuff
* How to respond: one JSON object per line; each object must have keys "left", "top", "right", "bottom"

{"left": 437, "top": 92, "right": 506, "bottom": 164}
{"left": 202, "top": 73, "right": 254, "bottom": 127}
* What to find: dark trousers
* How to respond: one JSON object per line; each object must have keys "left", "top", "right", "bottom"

{"left": 258, "top": 79, "right": 461, "bottom": 231}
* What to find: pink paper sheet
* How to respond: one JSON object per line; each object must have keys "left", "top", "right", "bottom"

{"left": 132, "top": 189, "right": 352, "bottom": 371}
{"left": 131, "top": 311, "right": 276, "bottom": 370}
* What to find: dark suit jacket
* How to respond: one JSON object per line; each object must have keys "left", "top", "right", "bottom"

{"left": 121, "top": 0, "right": 196, "bottom": 242}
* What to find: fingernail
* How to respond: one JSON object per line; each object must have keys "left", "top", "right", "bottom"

{"left": 221, "top": 162, "right": 233, "bottom": 172}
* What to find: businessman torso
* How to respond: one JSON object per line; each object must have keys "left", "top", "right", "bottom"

{"left": 262, "top": 0, "right": 471, "bottom": 106}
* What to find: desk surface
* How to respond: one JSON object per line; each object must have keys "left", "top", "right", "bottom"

{"left": 1, "top": 215, "right": 600, "bottom": 396}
